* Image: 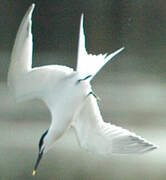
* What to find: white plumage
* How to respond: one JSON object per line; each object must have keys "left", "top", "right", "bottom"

{"left": 8, "top": 4, "right": 157, "bottom": 174}
{"left": 77, "top": 14, "right": 124, "bottom": 80}
{"left": 73, "top": 96, "right": 156, "bottom": 154}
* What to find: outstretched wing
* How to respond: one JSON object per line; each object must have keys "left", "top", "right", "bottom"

{"left": 7, "top": 4, "right": 35, "bottom": 101}
{"left": 73, "top": 96, "right": 157, "bottom": 154}
{"left": 76, "top": 14, "right": 124, "bottom": 80}
{"left": 8, "top": 4, "right": 34, "bottom": 84}
{"left": 8, "top": 4, "right": 73, "bottom": 102}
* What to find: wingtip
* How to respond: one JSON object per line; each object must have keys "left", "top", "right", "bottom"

{"left": 30, "top": 3, "right": 35, "bottom": 10}
{"left": 80, "top": 13, "right": 84, "bottom": 30}
{"left": 139, "top": 139, "right": 159, "bottom": 154}
{"left": 26, "top": 3, "right": 35, "bottom": 18}
{"left": 80, "top": 13, "right": 84, "bottom": 19}
{"left": 116, "top": 46, "right": 125, "bottom": 54}
{"left": 119, "top": 46, "right": 125, "bottom": 52}
{"left": 76, "top": 12, "right": 87, "bottom": 70}
{"left": 104, "top": 47, "right": 125, "bottom": 61}
{"left": 141, "top": 144, "right": 158, "bottom": 154}
{"left": 152, "top": 144, "right": 159, "bottom": 150}
{"left": 146, "top": 139, "right": 159, "bottom": 150}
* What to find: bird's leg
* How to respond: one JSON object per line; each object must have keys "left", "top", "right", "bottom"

{"left": 88, "top": 91, "right": 101, "bottom": 101}
{"left": 77, "top": 75, "right": 92, "bottom": 84}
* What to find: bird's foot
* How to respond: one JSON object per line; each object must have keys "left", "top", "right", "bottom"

{"left": 88, "top": 91, "right": 101, "bottom": 101}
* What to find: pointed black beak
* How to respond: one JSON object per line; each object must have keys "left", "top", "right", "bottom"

{"left": 32, "top": 150, "right": 44, "bottom": 176}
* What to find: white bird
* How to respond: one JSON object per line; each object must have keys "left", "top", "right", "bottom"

{"left": 8, "top": 4, "right": 157, "bottom": 176}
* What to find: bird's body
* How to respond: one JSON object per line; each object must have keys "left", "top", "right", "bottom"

{"left": 8, "top": 4, "right": 157, "bottom": 175}
{"left": 40, "top": 70, "right": 92, "bottom": 151}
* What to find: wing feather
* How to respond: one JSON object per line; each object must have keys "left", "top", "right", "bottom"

{"left": 8, "top": 4, "right": 35, "bottom": 100}
{"left": 76, "top": 14, "right": 124, "bottom": 79}
{"left": 73, "top": 96, "right": 157, "bottom": 155}
{"left": 8, "top": 4, "right": 35, "bottom": 84}
{"left": 7, "top": 4, "right": 73, "bottom": 102}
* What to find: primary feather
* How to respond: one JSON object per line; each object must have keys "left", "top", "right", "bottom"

{"left": 8, "top": 4, "right": 73, "bottom": 102}
{"left": 76, "top": 14, "right": 124, "bottom": 80}
{"left": 73, "top": 14, "right": 157, "bottom": 155}
{"left": 73, "top": 95, "right": 157, "bottom": 154}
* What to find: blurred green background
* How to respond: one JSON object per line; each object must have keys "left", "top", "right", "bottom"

{"left": 0, "top": 0, "right": 166, "bottom": 179}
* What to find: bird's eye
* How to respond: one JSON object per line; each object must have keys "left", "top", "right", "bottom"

{"left": 39, "top": 129, "right": 48, "bottom": 151}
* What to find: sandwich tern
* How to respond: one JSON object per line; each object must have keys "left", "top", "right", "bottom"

{"left": 7, "top": 4, "right": 157, "bottom": 176}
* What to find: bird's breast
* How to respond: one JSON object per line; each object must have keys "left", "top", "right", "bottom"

{"left": 44, "top": 72, "right": 91, "bottom": 120}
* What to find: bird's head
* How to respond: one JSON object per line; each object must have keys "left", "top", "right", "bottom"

{"left": 32, "top": 129, "right": 49, "bottom": 176}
